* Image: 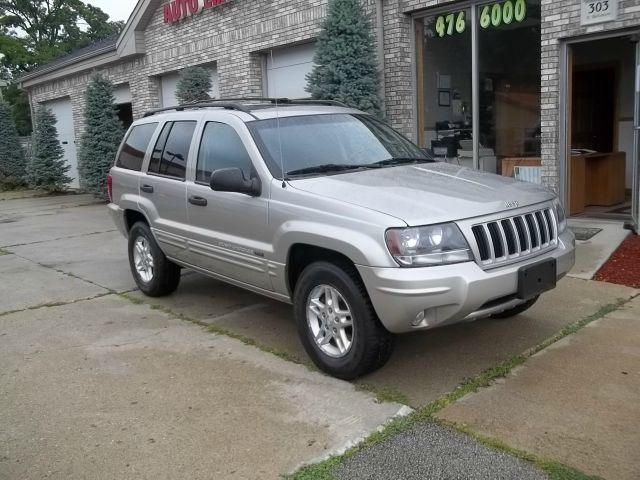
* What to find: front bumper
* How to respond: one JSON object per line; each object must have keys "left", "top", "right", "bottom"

{"left": 357, "top": 230, "right": 576, "bottom": 334}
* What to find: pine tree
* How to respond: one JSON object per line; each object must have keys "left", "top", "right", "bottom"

{"left": 77, "top": 74, "right": 124, "bottom": 199}
{"left": 0, "top": 100, "right": 27, "bottom": 189}
{"left": 306, "top": 0, "right": 383, "bottom": 117}
{"left": 175, "top": 66, "right": 212, "bottom": 105}
{"left": 28, "top": 106, "right": 72, "bottom": 192}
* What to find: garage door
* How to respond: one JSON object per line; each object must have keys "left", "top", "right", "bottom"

{"left": 43, "top": 98, "right": 79, "bottom": 189}
{"left": 113, "top": 83, "right": 132, "bottom": 105}
{"left": 160, "top": 67, "right": 220, "bottom": 107}
{"left": 266, "top": 43, "right": 316, "bottom": 99}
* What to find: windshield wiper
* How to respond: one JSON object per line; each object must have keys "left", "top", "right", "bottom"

{"left": 286, "top": 163, "right": 381, "bottom": 177}
{"left": 374, "top": 157, "right": 435, "bottom": 166}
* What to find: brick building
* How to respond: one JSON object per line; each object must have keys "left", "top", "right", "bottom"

{"left": 19, "top": 0, "right": 640, "bottom": 228}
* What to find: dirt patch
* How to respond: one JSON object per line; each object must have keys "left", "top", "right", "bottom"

{"left": 595, "top": 234, "right": 640, "bottom": 288}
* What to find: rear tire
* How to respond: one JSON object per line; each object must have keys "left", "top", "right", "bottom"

{"left": 491, "top": 295, "right": 539, "bottom": 319}
{"left": 293, "top": 261, "right": 394, "bottom": 380}
{"left": 128, "top": 221, "right": 181, "bottom": 297}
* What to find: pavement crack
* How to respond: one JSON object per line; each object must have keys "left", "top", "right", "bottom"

{"left": 2, "top": 229, "right": 117, "bottom": 249}
{"left": 0, "top": 292, "right": 113, "bottom": 319}
{"left": 26, "top": 330, "right": 166, "bottom": 354}
{"left": 6, "top": 251, "right": 115, "bottom": 293}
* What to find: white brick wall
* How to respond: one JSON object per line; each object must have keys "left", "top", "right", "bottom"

{"left": 27, "top": 0, "right": 640, "bottom": 194}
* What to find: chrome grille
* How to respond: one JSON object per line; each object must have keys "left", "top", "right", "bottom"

{"left": 471, "top": 208, "right": 558, "bottom": 267}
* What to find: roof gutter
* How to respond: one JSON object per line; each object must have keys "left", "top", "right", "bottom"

{"left": 19, "top": 44, "right": 118, "bottom": 83}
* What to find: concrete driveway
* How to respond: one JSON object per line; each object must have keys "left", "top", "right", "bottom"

{"left": 0, "top": 195, "right": 406, "bottom": 480}
{"left": 1, "top": 194, "right": 637, "bottom": 479}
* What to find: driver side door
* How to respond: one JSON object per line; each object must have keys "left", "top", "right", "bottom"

{"left": 185, "top": 120, "right": 271, "bottom": 290}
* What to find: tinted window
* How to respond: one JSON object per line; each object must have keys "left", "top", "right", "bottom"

{"left": 196, "top": 122, "right": 254, "bottom": 183}
{"left": 148, "top": 122, "right": 172, "bottom": 174}
{"left": 116, "top": 123, "right": 158, "bottom": 171}
{"left": 150, "top": 121, "right": 196, "bottom": 179}
{"left": 248, "top": 114, "right": 427, "bottom": 178}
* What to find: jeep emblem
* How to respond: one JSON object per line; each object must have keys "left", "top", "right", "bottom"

{"left": 505, "top": 200, "right": 519, "bottom": 209}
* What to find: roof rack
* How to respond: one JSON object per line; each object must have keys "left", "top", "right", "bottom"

{"left": 142, "top": 97, "right": 350, "bottom": 118}
{"left": 143, "top": 101, "right": 258, "bottom": 118}
{"left": 289, "top": 99, "right": 349, "bottom": 108}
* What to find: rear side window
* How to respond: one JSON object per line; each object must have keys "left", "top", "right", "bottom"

{"left": 148, "top": 121, "right": 196, "bottom": 180}
{"left": 196, "top": 122, "right": 254, "bottom": 183}
{"left": 115, "top": 123, "right": 158, "bottom": 171}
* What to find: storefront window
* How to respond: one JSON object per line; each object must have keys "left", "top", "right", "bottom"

{"left": 478, "top": 0, "right": 541, "bottom": 174}
{"left": 416, "top": 0, "right": 541, "bottom": 176}
{"left": 418, "top": 10, "right": 473, "bottom": 168}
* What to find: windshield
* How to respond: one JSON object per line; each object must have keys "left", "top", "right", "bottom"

{"left": 248, "top": 114, "right": 430, "bottom": 178}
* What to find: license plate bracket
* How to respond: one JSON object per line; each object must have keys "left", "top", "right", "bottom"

{"left": 517, "top": 258, "right": 557, "bottom": 300}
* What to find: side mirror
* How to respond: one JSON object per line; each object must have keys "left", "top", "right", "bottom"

{"left": 210, "top": 167, "right": 261, "bottom": 197}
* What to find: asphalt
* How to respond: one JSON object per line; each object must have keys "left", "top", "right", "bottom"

{"left": 334, "top": 422, "right": 547, "bottom": 480}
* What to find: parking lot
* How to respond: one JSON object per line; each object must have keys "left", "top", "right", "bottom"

{"left": 1, "top": 194, "right": 638, "bottom": 479}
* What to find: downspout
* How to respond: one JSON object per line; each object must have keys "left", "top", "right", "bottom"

{"left": 375, "top": 0, "right": 386, "bottom": 113}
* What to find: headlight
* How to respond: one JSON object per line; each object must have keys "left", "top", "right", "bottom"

{"left": 385, "top": 223, "right": 473, "bottom": 267}
{"left": 553, "top": 198, "right": 567, "bottom": 233}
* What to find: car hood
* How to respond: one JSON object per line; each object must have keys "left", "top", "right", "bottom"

{"left": 287, "top": 162, "right": 554, "bottom": 226}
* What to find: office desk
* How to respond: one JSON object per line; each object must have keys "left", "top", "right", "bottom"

{"left": 570, "top": 152, "right": 626, "bottom": 215}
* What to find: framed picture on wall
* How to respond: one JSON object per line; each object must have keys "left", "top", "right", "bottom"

{"left": 438, "top": 90, "right": 451, "bottom": 107}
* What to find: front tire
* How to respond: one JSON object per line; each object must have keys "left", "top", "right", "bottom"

{"left": 491, "top": 295, "right": 539, "bottom": 319}
{"left": 128, "top": 221, "right": 181, "bottom": 297}
{"left": 293, "top": 261, "right": 394, "bottom": 380}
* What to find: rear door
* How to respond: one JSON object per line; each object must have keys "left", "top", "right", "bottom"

{"left": 185, "top": 116, "right": 271, "bottom": 290}
{"left": 111, "top": 122, "right": 158, "bottom": 207}
{"left": 138, "top": 119, "right": 197, "bottom": 261}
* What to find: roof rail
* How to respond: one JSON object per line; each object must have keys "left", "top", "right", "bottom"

{"left": 142, "top": 97, "right": 350, "bottom": 118}
{"left": 143, "top": 101, "right": 259, "bottom": 118}
{"left": 289, "top": 99, "right": 349, "bottom": 108}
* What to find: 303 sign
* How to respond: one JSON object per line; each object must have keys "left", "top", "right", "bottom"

{"left": 581, "top": 0, "right": 618, "bottom": 25}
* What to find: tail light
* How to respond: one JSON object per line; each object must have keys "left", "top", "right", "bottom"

{"left": 106, "top": 174, "right": 113, "bottom": 203}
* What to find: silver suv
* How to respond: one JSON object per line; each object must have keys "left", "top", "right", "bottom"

{"left": 108, "top": 99, "right": 575, "bottom": 379}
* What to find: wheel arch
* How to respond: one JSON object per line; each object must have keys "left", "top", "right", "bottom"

{"left": 286, "top": 243, "right": 364, "bottom": 297}
{"left": 124, "top": 209, "right": 150, "bottom": 233}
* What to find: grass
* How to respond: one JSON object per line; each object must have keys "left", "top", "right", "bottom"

{"left": 354, "top": 383, "right": 410, "bottom": 406}
{"left": 287, "top": 296, "right": 633, "bottom": 480}
{"left": 0, "top": 248, "right": 9, "bottom": 256}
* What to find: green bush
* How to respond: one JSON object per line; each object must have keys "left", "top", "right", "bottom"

{"left": 28, "top": 106, "right": 71, "bottom": 192}
{"left": 175, "top": 66, "right": 212, "bottom": 105}
{"left": 306, "top": 0, "right": 383, "bottom": 117}
{"left": 77, "top": 74, "right": 125, "bottom": 199}
{"left": 0, "top": 99, "right": 27, "bottom": 189}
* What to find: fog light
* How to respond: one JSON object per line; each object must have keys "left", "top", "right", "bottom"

{"left": 412, "top": 310, "right": 426, "bottom": 327}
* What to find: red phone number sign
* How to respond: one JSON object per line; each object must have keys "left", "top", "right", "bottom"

{"left": 163, "top": 0, "right": 227, "bottom": 23}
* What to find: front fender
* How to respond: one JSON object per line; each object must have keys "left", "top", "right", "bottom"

{"left": 273, "top": 220, "right": 397, "bottom": 268}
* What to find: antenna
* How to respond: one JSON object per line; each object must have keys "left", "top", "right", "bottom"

{"left": 269, "top": 49, "right": 287, "bottom": 188}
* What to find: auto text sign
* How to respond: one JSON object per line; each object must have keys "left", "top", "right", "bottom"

{"left": 581, "top": 0, "right": 618, "bottom": 26}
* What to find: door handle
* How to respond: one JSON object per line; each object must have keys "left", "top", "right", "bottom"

{"left": 188, "top": 195, "right": 208, "bottom": 207}
{"left": 140, "top": 184, "right": 154, "bottom": 194}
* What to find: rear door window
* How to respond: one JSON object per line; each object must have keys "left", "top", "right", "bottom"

{"left": 148, "top": 122, "right": 172, "bottom": 174}
{"left": 115, "top": 123, "right": 158, "bottom": 171}
{"left": 148, "top": 121, "right": 196, "bottom": 180}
